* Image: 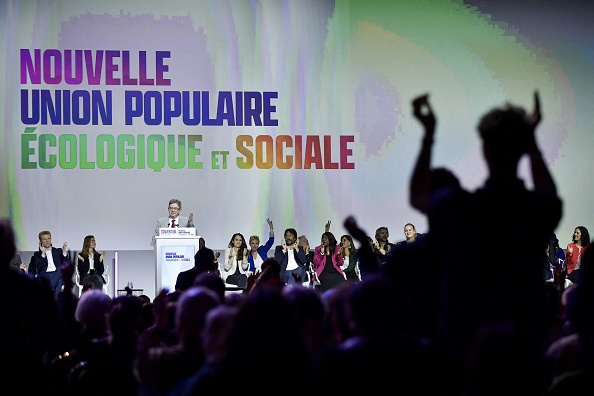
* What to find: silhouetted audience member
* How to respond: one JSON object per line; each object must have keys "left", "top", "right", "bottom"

{"left": 188, "top": 284, "right": 316, "bottom": 395}
{"left": 319, "top": 274, "right": 441, "bottom": 394}
{"left": 48, "top": 289, "right": 112, "bottom": 394}
{"left": 244, "top": 257, "right": 285, "bottom": 294}
{"left": 545, "top": 233, "right": 565, "bottom": 282}
{"left": 134, "top": 286, "right": 220, "bottom": 395}
{"left": 69, "top": 295, "right": 144, "bottom": 395}
{"left": 9, "top": 252, "right": 26, "bottom": 272}
{"left": 168, "top": 304, "right": 239, "bottom": 396}
{"left": 426, "top": 92, "right": 562, "bottom": 392}
{"left": 548, "top": 239, "right": 594, "bottom": 395}
{"left": 462, "top": 321, "right": 553, "bottom": 396}
{"left": 282, "top": 285, "right": 327, "bottom": 364}
{"left": 193, "top": 271, "right": 227, "bottom": 302}
{"left": 0, "top": 219, "right": 64, "bottom": 393}
{"left": 320, "top": 286, "right": 353, "bottom": 347}
{"left": 175, "top": 247, "right": 218, "bottom": 292}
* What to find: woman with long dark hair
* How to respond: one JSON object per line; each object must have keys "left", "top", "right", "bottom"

{"left": 222, "top": 233, "right": 249, "bottom": 288}
{"left": 566, "top": 226, "right": 590, "bottom": 284}
{"left": 77, "top": 235, "right": 106, "bottom": 291}
{"left": 313, "top": 232, "right": 346, "bottom": 294}
{"left": 340, "top": 234, "right": 360, "bottom": 284}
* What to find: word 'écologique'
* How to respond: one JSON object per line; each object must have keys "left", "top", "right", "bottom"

{"left": 21, "top": 129, "right": 355, "bottom": 171}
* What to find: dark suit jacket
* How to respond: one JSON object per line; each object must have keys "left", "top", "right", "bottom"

{"left": 77, "top": 252, "right": 106, "bottom": 285}
{"left": 175, "top": 267, "right": 200, "bottom": 292}
{"left": 274, "top": 245, "right": 308, "bottom": 278}
{"left": 28, "top": 247, "right": 65, "bottom": 275}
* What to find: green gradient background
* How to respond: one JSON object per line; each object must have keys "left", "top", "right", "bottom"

{"left": 1, "top": 0, "right": 591, "bottom": 251}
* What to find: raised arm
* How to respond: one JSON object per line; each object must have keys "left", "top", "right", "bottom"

{"left": 343, "top": 215, "right": 379, "bottom": 277}
{"left": 526, "top": 91, "right": 557, "bottom": 195}
{"left": 409, "top": 94, "right": 436, "bottom": 214}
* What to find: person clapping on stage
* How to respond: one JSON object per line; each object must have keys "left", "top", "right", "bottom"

{"left": 77, "top": 235, "right": 107, "bottom": 291}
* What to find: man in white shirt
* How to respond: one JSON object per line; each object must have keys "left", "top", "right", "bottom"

{"left": 274, "top": 228, "right": 308, "bottom": 284}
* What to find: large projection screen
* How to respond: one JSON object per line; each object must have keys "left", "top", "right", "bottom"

{"left": 2, "top": 0, "right": 593, "bottom": 256}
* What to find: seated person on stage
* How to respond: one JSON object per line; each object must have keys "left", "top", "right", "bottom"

{"left": 274, "top": 228, "right": 309, "bottom": 285}
{"left": 77, "top": 235, "right": 107, "bottom": 291}
{"left": 28, "top": 230, "right": 68, "bottom": 298}
{"left": 222, "top": 233, "right": 250, "bottom": 288}
{"left": 246, "top": 218, "right": 275, "bottom": 273}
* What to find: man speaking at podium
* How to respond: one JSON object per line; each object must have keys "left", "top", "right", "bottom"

{"left": 154, "top": 198, "right": 196, "bottom": 236}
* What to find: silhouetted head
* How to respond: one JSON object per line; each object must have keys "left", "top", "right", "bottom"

{"left": 175, "top": 286, "right": 221, "bottom": 340}
{"left": 75, "top": 289, "right": 112, "bottom": 333}
{"left": 194, "top": 272, "right": 226, "bottom": 302}
{"left": 348, "top": 274, "right": 412, "bottom": 339}
{"left": 261, "top": 257, "right": 281, "bottom": 277}
{"left": 0, "top": 219, "right": 17, "bottom": 267}
{"left": 194, "top": 247, "right": 217, "bottom": 273}
{"left": 478, "top": 104, "right": 532, "bottom": 168}
{"left": 430, "top": 167, "right": 460, "bottom": 192}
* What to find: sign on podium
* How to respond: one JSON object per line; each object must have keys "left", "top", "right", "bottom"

{"left": 152, "top": 230, "right": 201, "bottom": 293}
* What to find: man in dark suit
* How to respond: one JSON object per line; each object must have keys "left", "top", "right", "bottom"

{"left": 154, "top": 198, "right": 196, "bottom": 236}
{"left": 28, "top": 230, "right": 68, "bottom": 298}
{"left": 274, "top": 228, "right": 309, "bottom": 285}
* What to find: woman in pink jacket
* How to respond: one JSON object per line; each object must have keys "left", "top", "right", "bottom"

{"left": 313, "top": 232, "right": 346, "bottom": 294}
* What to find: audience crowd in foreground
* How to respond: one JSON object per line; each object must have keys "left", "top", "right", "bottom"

{"left": 2, "top": 92, "right": 593, "bottom": 395}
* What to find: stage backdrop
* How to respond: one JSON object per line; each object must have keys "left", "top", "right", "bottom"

{"left": 2, "top": 0, "right": 593, "bottom": 255}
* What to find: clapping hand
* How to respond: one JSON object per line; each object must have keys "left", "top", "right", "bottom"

{"left": 412, "top": 93, "right": 436, "bottom": 138}
{"left": 188, "top": 212, "right": 194, "bottom": 224}
{"left": 62, "top": 241, "right": 68, "bottom": 252}
{"left": 528, "top": 91, "right": 541, "bottom": 129}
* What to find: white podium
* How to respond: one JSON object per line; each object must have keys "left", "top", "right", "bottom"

{"left": 151, "top": 228, "right": 201, "bottom": 293}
